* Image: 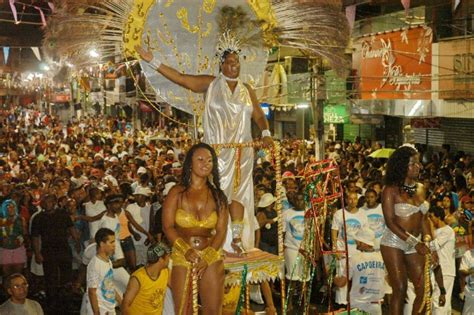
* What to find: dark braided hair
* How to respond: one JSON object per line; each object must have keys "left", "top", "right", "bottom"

{"left": 384, "top": 146, "right": 418, "bottom": 187}
{"left": 181, "top": 143, "right": 227, "bottom": 212}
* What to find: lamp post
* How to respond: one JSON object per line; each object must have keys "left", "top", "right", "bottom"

{"left": 296, "top": 103, "right": 309, "bottom": 161}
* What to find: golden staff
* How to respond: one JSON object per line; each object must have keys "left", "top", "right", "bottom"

{"left": 418, "top": 235, "right": 432, "bottom": 314}
{"left": 192, "top": 270, "right": 199, "bottom": 315}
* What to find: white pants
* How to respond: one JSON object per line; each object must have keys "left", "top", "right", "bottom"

{"left": 352, "top": 301, "right": 382, "bottom": 315}
{"left": 432, "top": 275, "right": 454, "bottom": 315}
{"left": 80, "top": 295, "right": 115, "bottom": 315}
{"left": 134, "top": 243, "right": 148, "bottom": 267}
{"left": 335, "top": 258, "right": 347, "bottom": 305}
{"left": 285, "top": 247, "right": 309, "bottom": 281}
{"left": 463, "top": 293, "right": 474, "bottom": 315}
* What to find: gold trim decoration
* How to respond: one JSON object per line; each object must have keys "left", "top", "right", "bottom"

{"left": 246, "top": 0, "right": 278, "bottom": 47}
{"left": 123, "top": 0, "right": 156, "bottom": 59}
{"left": 224, "top": 249, "right": 284, "bottom": 287}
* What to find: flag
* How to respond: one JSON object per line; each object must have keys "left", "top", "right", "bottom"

{"left": 9, "top": 0, "right": 18, "bottom": 24}
{"left": 3, "top": 47, "right": 10, "bottom": 65}
{"left": 31, "top": 47, "right": 41, "bottom": 61}
{"left": 345, "top": 5, "right": 356, "bottom": 30}
{"left": 401, "top": 0, "right": 410, "bottom": 13}
{"left": 48, "top": 2, "right": 55, "bottom": 12}
{"left": 454, "top": 0, "right": 461, "bottom": 11}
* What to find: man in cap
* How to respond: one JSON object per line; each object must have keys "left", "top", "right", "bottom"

{"left": 127, "top": 186, "right": 153, "bottom": 266}
{"left": 121, "top": 242, "right": 171, "bottom": 314}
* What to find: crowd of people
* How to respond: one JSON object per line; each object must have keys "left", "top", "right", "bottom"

{"left": 0, "top": 103, "right": 473, "bottom": 314}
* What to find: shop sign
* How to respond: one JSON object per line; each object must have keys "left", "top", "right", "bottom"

{"left": 438, "top": 38, "right": 474, "bottom": 99}
{"left": 324, "top": 104, "right": 349, "bottom": 124}
{"left": 52, "top": 93, "right": 71, "bottom": 103}
{"left": 411, "top": 117, "right": 441, "bottom": 129}
{"left": 355, "top": 26, "right": 432, "bottom": 100}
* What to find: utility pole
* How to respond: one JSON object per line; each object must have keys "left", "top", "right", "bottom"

{"left": 310, "top": 70, "right": 324, "bottom": 161}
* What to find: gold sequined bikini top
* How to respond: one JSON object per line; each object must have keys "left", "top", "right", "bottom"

{"left": 175, "top": 209, "right": 218, "bottom": 229}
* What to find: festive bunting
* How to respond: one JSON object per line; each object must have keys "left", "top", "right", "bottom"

{"left": 31, "top": 47, "right": 41, "bottom": 61}
{"left": 9, "top": 0, "right": 18, "bottom": 24}
{"left": 48, "top": 2, "right": 55, "bottom": 12}
{"left": 33, "top": 6, "right": 47, "bottom": 27}
{"left": 401, "top": 0, "right": 410, "bottom": 13}
{"left": 3, "top": 47, "right": 10, "bottom": 65}
{"left": 345, "top": 5, "right": 356, "bottom": 30}
{"left": 454, "top": 0, "right": 461, "bottom": 11}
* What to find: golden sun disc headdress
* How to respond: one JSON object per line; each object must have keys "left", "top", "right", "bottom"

{"left": 215, "top": 30, "right": 242, "bottom": 64}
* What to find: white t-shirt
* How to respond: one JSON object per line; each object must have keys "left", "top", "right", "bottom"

{"left": 332, "top": 208, "right": 368, "bottom": 256}
{"left": 349, "top": 251, "right": 386, "bottom": 303}
{"left": 98, "top": 215, "right": 123, "bottom": 261}
{"left": 460, "top": 249, "right": 474, "bottom": 297}
{"left": 126, "top": 203, "right": 143, "bottom": 225}
{"left": 431, "top": 225, "right": 456, "bottom": 277}
{"left": 84, "top": 200, "right": 106, "bottom": 240}
{"left": 86, "top": 255, "right": 116, "bottom": 313}
{"left": 283, "top": 208, "right": 305, "bottom": 250}
{"left": 82, "top": 243, "right": 129, "bottom": 295}
{"left": 0, "top": 299, "right": 44, "bottom": 315}
{"left": 361, "top": 204, "right": 385, "bottom": 250}
{"left": 71, "top": 175, "right": 88, "bottom": 188}
{"left": 138, "top": 205, "right": 151, "bottom": 245}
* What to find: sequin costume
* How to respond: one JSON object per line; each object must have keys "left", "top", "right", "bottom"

{"left": 202, "top": 73, "right": 255, "bottom": 251}
{"left": 380, "top": 202, "right": 429, "bottom": 254}
{"left": 171, "top": 209, "right": 222, "bottom": 268}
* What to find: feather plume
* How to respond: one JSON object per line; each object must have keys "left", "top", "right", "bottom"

{"left": 216, "top": 6, "right": 264, "bottom": 51}
{"left": 43, "top": 0, "right": 133, "bottom": 67}
{"left": 270, "top": 1, "right": 350, "bottom": 75}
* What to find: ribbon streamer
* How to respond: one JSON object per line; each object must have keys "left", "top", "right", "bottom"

{"left": 235, "top": 264, "right": 248, "bottom": 315}
{"left": 345, "top": 5, "right": 356, "bottom": 30}
{"left": 9, "top": 0, "right": 18, "bottom": 24}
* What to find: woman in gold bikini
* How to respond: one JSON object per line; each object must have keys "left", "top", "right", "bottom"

{"left": 163, "top": 143, "right": 228, "bottom": 315}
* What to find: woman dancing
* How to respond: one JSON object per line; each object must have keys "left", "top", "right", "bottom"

{"left": 380, "top": 145, "right": 432, "bottom": 314}
{"left": 163, "top": 143, "right": 228, "bottom": 314}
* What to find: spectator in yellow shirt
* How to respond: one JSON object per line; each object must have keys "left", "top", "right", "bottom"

{"left": 121, "top": 241, "right": 170, "bottom": 315}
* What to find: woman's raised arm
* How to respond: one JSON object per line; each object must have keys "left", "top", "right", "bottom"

{"left": 135, "top": 45, "right": 214, "bottom": 93}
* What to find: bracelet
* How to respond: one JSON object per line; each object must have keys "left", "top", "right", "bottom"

{"left": 262, "top": 129, "right": 271, "bottom": 138}
{"left": 149, "top": 58, "right": 162, "bottom": 70}
{"left": 174, "top": 238, "right": 191, "bottom": 255}
{"left": 231, "top": 220, "right": 244, "bottom": 240}
{"left": 201, "top": 247, "right": 222, "bottom": 266}
{"left": 439, "top": 287, "right": 446, "bottom": 295}
{"left": 406, "top": 234, "right": 420, "bottom": 247}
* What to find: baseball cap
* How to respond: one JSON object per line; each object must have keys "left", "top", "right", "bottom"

{"left": 257, "top": 193, "right": 276, "bottom": 208}
{"left": 134, "top": 186, "right": 152, "bottom": 196}
{"left": 104, "top": 194, "right": 124, "bottom": 205}
{"left": 147, "top": 241, "right": 171, "bottom": 263}
{"left": 137, "top": 167, "right": 147, "bottom": 175}
{"left": 163, "top": 182, "right": 176, "bottom": 196}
